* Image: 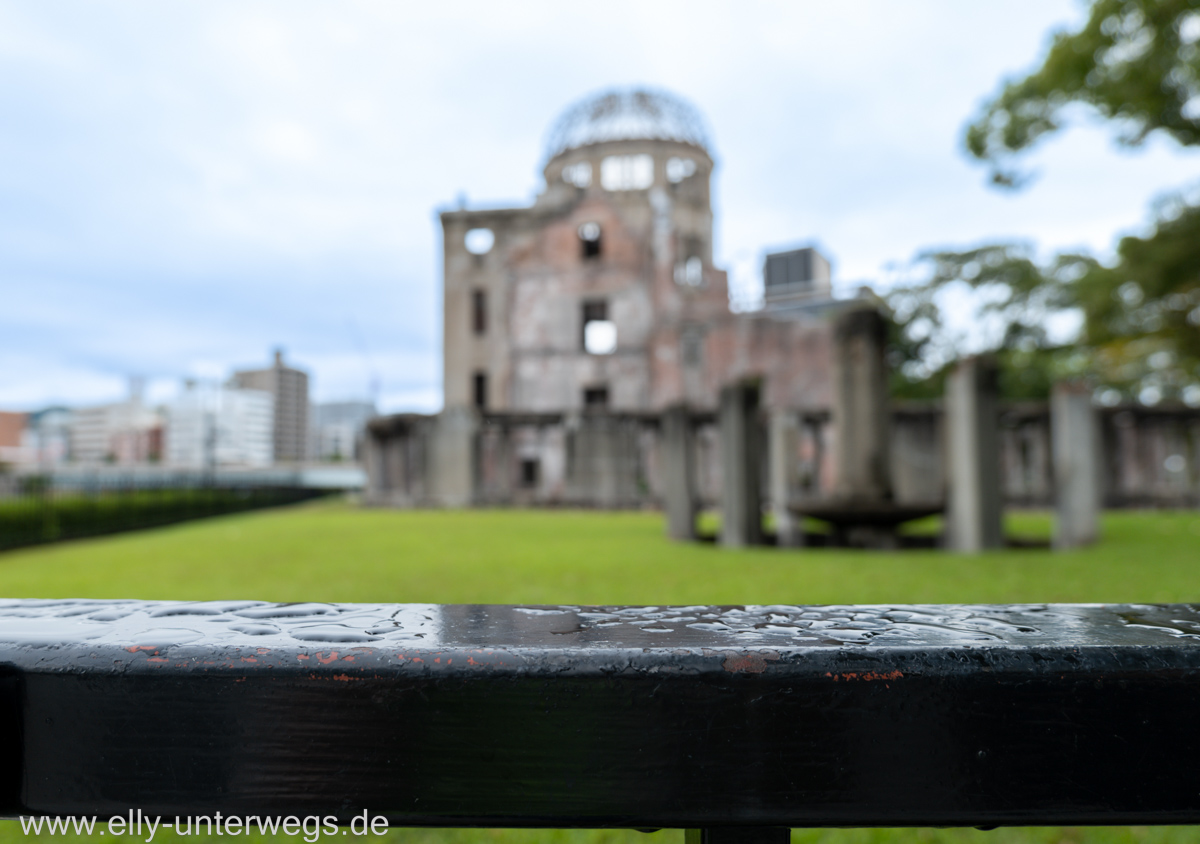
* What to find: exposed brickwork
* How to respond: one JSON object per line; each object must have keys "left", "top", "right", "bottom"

{"left": 441, "top": 136, "right": 831, "bottom": 415}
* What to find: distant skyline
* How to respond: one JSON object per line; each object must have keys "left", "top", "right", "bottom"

{"left": 4, "top": 1, "right": 1200, "bottom": 413}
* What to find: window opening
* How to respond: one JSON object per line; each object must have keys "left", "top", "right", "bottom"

{"left": 666, "top": 157, "right": 696, "bottom": 183}
{"left": 520, "top": 458, "right": 540, "bottom": 488}
{"left": 472, "top": 289, "right": 487, "bottom": 335}
{"left": 473, "top": 372, "right": 488, "bottom": 410}
{"left": 674, "top": 255, "right": 703, "bottom": 287}
{"left": 600, "top": 154, "right": 653, "bottom": 190}
{"left": 562, "top": 162, "right": 592, "bottom": 188}
{"left": 464, "top": 228, "right": 494, "bottom": 255}
{"left": 581, "top": 300, "right": 616, "bottom": 354}
{"left": 583, "top": 386, "right": 610, "bottom": 409}
{"left": 578, "top": 222, "right": 602, "bottom": 259}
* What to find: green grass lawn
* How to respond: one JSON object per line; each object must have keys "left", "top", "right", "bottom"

{"left": 3, "top": 500, "right": 1200, "bottom": 844}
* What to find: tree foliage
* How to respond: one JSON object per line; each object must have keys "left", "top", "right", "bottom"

{"left": 966, "top": 0, "right": 1200, "bottom": 185}
{"left": 888, "top": 0, "right": 1200, "bottom": 402}
{"left": 886, "top": 246, "right": 1096, "bottom": 399}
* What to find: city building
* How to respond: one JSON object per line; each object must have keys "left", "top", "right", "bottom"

{"left": 67, "top": 380, "right": 163, "bottom": 465}
{"left": 19, "top": 408, "right": 71, "bottom": 468}
{"left": 0, "top": 412, "right": 25, "bottom": 466}
{"left": 230, "top": 350, "right": 310, "bottom": 464}
{"left": 165, "top": 382, "right": 273, "bottom": 469}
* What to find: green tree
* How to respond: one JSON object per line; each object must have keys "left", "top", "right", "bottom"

{"left": 966, "top": 0, "right": 1200, "bottom": 186}
{"left": 889, "top": 0, "right": 1200, "bottom": 403}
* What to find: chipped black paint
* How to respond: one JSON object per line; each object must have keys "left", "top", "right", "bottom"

{"left": 1, "top": 600, "right": 1200, "bottom": 827}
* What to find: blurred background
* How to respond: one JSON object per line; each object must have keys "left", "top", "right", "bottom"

{"left": 4, "top": 4, "right": 1200, "bottom": 842}
{"left": 2, "top": 0, "right": 1198, "bottom": 419}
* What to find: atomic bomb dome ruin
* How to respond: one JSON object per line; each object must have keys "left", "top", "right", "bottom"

{"left": 364, "top": 87, "right": 1189, "bottom": 554}
{"left": 367, "top": 86, "right": 859, "bottom": 527}
{"left": 440, "top": 87, "right": 833, "bottom": 415}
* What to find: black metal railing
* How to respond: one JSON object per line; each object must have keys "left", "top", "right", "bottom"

{"left": 1, "top": 600, "right": 1199, "bottom": 838}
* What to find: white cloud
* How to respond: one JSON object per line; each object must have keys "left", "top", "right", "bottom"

{"left": 1, "top": 0, "right": 1197, "bottom": 413}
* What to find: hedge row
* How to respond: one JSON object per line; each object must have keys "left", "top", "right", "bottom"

{"left": 0, "top": 487, "right": 325, "bottom": 551}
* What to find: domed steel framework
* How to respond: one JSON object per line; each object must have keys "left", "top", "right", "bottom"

{"left": 543, "top": 88, "right": 712, "bottom": 162}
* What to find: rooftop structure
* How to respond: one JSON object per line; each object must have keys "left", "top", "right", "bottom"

{"left": 762, "top": 246, "right": 838, "bottom": 318}
{"left": 543, "top": 88, "right": 712, "bottom": 162}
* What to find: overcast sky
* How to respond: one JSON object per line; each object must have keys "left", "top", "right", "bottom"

{"left": 4, "top": 1, "right": 1200, "bottom": 413}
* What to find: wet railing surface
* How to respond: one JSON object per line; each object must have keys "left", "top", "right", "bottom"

{"left": 2, "top": 601, "right": 1200, "bottom": 832}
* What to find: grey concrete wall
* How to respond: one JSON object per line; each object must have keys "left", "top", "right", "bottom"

{"left": 891, "top": 407, "right": 943, "bottom": 504}
{"left": 363, "top": 402, "right": 1200, "bottom": 512}
{"left": 363, "top": 414, "right": 435, "bottom": 507}
{"left": 566, "top": 415, "right": 644, "bottom": 508}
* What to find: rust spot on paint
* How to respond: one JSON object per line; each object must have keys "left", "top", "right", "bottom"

{"left": 315, "top": 651, "right": 339, "bottom": 664}
{"left": 824, "top": 670, "right": 904, "bottom": 682}
{"left": 147, "top": 657, "right": 169, "bottom": 663}
{"left": 296, "top": 654, "right": 310, "bottom": 661}
{"left": 125, "top": 646, "right": 158, "bottom": 654}
{"left": 722, "top": 652, "right": 778, "bottom": 674}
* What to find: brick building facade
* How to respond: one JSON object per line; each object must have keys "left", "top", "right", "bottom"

{"left": 440, "top": 89, "right": 832, "bottom": 417}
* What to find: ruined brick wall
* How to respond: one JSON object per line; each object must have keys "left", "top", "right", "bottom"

{"left": 440, "top": 137, "right": 779, "bottom": 415}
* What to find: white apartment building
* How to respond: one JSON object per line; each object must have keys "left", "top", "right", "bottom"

{"left": 165, "top": 383, "right": 274, "bottom": 469}
{"left": 68, "top": 397, "right": 162, "bottom": 465}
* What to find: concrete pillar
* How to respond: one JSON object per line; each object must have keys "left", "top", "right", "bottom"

{"left": 429, "top": 407, "right": 478, "bottom": 507}
{"left": 769, "top": 409, "right": 801, "bottom": 547}
{"left": 720, "top": 380, "right": 763, "bottom": 548}
{"left": 945, "top": 355, "right": 1003, "bottom": 551}
{"left": 361, "top": 421, "right": 387, "bottom": 505}
{"left": 662, "top": 405, "right": 696, "bottom": 540}
{"left": 1052, "top": 382, "right": 1100, "bottom": 549}
{"left": 830, "top": 306, "right": 892, "bottom": 502}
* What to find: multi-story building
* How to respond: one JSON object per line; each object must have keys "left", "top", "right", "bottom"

{"left": 230, "top": 350, "right": 309, "bottom": 464}
{"left": 67, "top": 382, "right": 163, "bottom": 465}
{"left": 164, "top": 382, "right": 273, "bottom": 469}
{"left": 19, "top": 408, "right": 71, "bottom": 468}
{"left": 0, "top": 412, "right": 25, "bottom": 466}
